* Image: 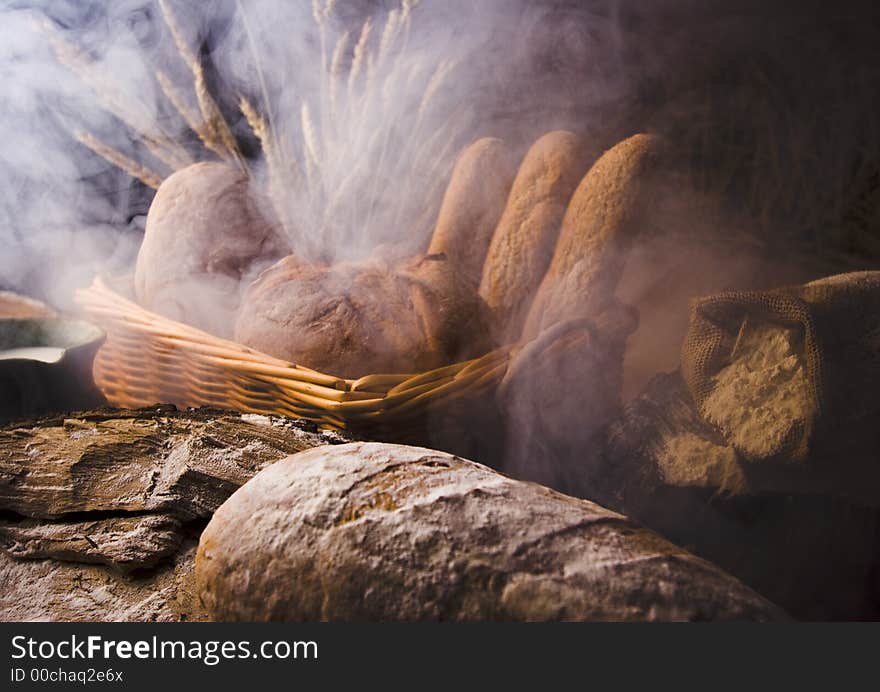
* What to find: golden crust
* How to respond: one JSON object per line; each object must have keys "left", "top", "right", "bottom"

{"left": 479, "top": 130, "right": 591, "bottom": 343}
{"left": 428, "top": 138, "right": 518, "bottom": 289}
{"left": 523, "top": 133, "right": 666, "bottom": 340}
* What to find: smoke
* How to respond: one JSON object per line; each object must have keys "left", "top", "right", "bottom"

{"left": 0, "top": 2, "right": 145, "bottom": 307}
{"left": 0, "top": 0, "right": 609, "bottom": 306}
{"left": 2, "top": 0, "right": 879, "bottom": 485}
{"left": 4, "top": 0, "right": 874, "bottom": 300}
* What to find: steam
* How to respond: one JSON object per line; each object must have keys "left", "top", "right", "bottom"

{"left": 214, "top": 0, "right": 488, "bottom": 262}
{"left": 1, "top": 0, "right": 879, "bottom": 486}
{"left": 0, "top": 0, "right": 571, "bottom": 308}
{"left": 0, "top": 2, "right": 149, "bottom": 309}
{"left": 3, "top": 1, "right": 878, "bottom": 295}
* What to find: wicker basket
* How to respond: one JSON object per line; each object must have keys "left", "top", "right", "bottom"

{"left": 74, "top": 276, "right": 514, "bottom": 438}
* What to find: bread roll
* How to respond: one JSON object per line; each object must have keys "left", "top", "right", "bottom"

{"left": 135, "top": 162, "right": 285, "bottom": 337}
{"left": 427, "top": 138, "right": 518, "bottom": 289}
{"left": 234, "top": 253, "right": 491, "bottom": 378}
{"left": 478, "top": 131, "right": 591, "bottom": 344}
{"left": 522, "top": 134, "right": 666, "bottom": 340}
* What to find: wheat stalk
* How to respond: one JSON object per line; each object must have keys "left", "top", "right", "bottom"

{"left": 377, "top": 9, "right": 400, "bottom": 68}
{"left": 240, "top": 96, "right": 297, "bottom": 244}
{"left": 330, "top": 30, "right": 351, "bottom": 79}
{"left": 160, "top": 0, "right": 247, "bottom": 173}
{"left": 56, "top": 0, "right": 469, "bottom": 264}
{"left": 381, "top": 0, "right": 417, "bottom": 112}
{"left": 155, "top": 70, "right": 220, "bottom": 155}
{"left": 301, "top": 101, "right": 321, "bottom": 175}
{"left": 347, "top": 19, "right": 372, "bottom": 102}
{"left": 41, "top": 19, "right": 189, "bottom": 172}
{"left": 193, "top": 62, "right": 247, "bottom": 170}
{"left": 312, "top": 0, "right": 338, "bottom": 25}
{"left": 234, "top": 0, "right": 294, "bottom": 190}
{"left": 328, "top": 30, "right": 350, "bottom": 131}
{"left": 239, "top": 99, "right": 281, "bottom": 185}
{"left": 239, "top": 96, "right": 294, "bottom": 188}
{"left": 75, "top": 131, "right": 163, "bottom": 189}
{"left": 416, "top": 59, "right": 457, "bottom": 124}
{"left": 158, "top": 0, "right": 198, "bottom": 72}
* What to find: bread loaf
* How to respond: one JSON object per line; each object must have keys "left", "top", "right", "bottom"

{"left": 234, "top": 253, "right": 491, "bottom": 378}
{"left": 0, "top": 291, "right": 56, "bottom": 319}
{"left": 478, "top": 130, "right": 591, "bottom": 344}
{"left": 427, "top": 138, "right": 517, "bottom": 289}
{"left": 134, "top": 162, "right": 285, "bottom": 337}
{"left": 195, "top": 442, "right": 787, "bottom": 622}
{"left": 522, "top": 134, "right": 665, "bottom": 341}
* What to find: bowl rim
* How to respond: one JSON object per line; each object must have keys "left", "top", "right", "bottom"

{"left": 0, "top": 317, "right": 106, "bottom": 357}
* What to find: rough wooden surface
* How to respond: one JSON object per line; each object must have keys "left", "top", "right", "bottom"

{"left": 196, "top": 442, "right": 787, "bottom": 622}
{"left": 0, "top": 405, "right": 345, "bottom": 520}
{"left": 0, "top": 514, "right": 182, "bottom": 573}
{"left": 0, "top": 405, "right": 348, "bottom": 621}
{"left": 0, "top": 544, "right": 203, "bottom": 622}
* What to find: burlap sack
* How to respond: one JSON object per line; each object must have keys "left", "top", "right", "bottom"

{"left": 681, "top": 271, "right": 880, "bottom": 466}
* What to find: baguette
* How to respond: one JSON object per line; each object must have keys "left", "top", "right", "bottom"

{"left": 522, "top": 133, "right": 666, "bottom": 341}
{"left": 427, "top": 138, "right": 517, "bottom": 289}
{"left": 478, "top": 130, "right": 591, "bottom": 344}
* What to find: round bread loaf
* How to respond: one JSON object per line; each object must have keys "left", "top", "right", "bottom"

{"left": 234, "top": 253, "right": 491, "bottom": 378}
{"left": 427, "top": 137, "right": 518, "bottom": 289}
{"left": 479, "top": 130, "right": 591, "bottom": 344}
{"left": 134, "top": 162, "right": 286, "bottom": 338}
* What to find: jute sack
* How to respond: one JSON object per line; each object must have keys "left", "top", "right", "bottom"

{"left": 681, "top": 271, "right": 880, "bottom": 468}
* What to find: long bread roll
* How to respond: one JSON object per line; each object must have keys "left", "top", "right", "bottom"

{"left": 427, "top": 138, "right": 517, "bottom": 289}
{"left": 522, "top": 133, "right": 666, "bottom": 341}
{"left": 478, "top": 130, "right": 591, "bottom": 344}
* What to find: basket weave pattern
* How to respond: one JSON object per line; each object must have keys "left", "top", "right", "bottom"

{"left": 75, "top": 277, "right": 512, "bottom": 435}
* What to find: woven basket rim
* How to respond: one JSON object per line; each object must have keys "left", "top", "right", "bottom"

{"left": 74, "top": 275, "right": 517, "bottom": 426}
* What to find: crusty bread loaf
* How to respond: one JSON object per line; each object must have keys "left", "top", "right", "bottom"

{"left": 0, "top": 291, "right": 57, "bottom": 319}
{"left": 427, "top": 138, "right": 517, "bottom": 289}
{"left": 134, "top": 162, "right": 285, "bottom": 338}
{"left": 234, "top": 253, "right": 491, "bottom": 378}
{"left": 522, "top": 134, "right": 666, "bottom": 341}
{"left": 478, "top": 131, "right": 591, "bottom": 344}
